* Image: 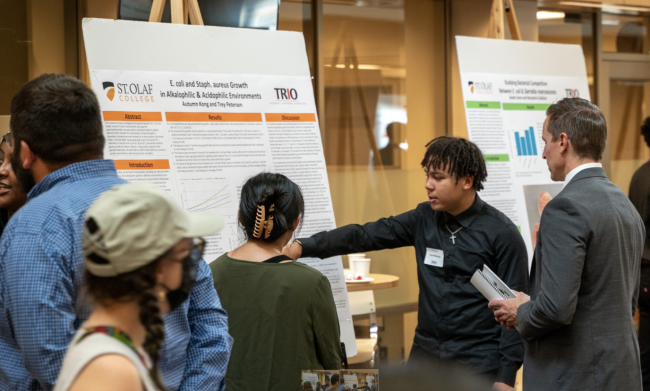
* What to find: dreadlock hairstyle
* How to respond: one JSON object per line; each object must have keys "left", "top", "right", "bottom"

{"left": 420, "top": 136, "right": 488, "bottom": 191}
{"left": 85, "top": 259, "right": 167, "bottom": 390}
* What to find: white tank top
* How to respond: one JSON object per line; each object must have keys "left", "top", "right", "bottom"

{"left": 54, "top": 328, "right": 160, "bottom": 391}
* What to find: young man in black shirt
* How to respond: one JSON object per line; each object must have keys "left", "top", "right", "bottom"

{"left": 284, "top": 137, "right": 528, "bottom": 390}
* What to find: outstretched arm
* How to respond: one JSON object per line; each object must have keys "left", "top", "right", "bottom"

{"left": 292, "top": 208, "right": 421, "bottom": 259}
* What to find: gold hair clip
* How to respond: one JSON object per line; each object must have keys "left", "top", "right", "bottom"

{"left": 252, "top": 204, "right": 275, "bottom": 239}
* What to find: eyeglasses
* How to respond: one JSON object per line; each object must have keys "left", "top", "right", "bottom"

{"left": 1, "top": 133, "right": 12, "bottom": 148}
{"left": 189, "top": 237, "right": 206, "bottom": 262}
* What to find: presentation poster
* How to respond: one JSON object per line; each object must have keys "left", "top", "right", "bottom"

{"left": 344, "top": 374, "right": 358, "bottom": 388}
{"left": 302, "top": 372, "right": 319, "bottom": 388}
{"left": 83, "top": 19, "right": 356, "bottom": 356}
{"left": 456, "top": 37, "right": 590, "bottom": 261}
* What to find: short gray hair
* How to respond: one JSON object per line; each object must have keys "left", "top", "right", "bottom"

{"left": 546, "top": 98, "right": 607, "bottom": 160}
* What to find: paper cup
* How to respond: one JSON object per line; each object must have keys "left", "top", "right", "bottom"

{"left": 347, "top": 254, "right": 366, "bottom": 274}
{"left": 351, "top": 258, "right": 371, "bottom": 279}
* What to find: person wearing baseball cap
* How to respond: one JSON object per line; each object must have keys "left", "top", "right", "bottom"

{"left": 54, "top": 183, "right": 223, "bottom": 391}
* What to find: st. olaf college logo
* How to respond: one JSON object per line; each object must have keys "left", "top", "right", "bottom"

{"left": 103, "top": 82, "right": 115, "bottom": 101}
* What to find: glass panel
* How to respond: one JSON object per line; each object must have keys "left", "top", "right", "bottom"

{"left": 602, "top": 14, "right": 649, "bottom": 53}
{"left": 321, "top": 0, "right": 445, "bottom": 314}
{"left": 609, "top": 80, "right": 650, "bottom": 193}
{"left": 278, "top": 0, "right": 309, "bottom": 33}
{"left": 278, "top": 0, "right": 315, "bottom": 88}
{"left": 538, "top": 10, "right": 596, "bottom": 101}
{"left": 323, "top": 0, "right": 407, "bottom": 168}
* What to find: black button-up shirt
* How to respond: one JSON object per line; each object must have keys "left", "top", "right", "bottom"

{"left": 300, "top": 195, "right": 529, "bottom": 386}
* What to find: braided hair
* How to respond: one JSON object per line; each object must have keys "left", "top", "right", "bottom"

{"left": 85, "top": 259, "right": 167, "bottom": 390}
{"left": 239, "top": 172, "right": 304, "bottom": 242}
{"left": 420, "top": 136, "right": 487, "bottom": 191}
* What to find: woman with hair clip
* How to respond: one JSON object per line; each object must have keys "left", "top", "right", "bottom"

{"left": 210, "top": 172, "right": 342, "bottom": 391}
{"left": 54, "top": 183, "right": 223, "bottom": 391}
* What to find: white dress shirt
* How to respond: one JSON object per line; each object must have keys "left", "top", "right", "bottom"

{"left": 562, "top": 162, "right": 603, "bottom": 189}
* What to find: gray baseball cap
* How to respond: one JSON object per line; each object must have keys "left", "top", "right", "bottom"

{"left": 83, "top": 182, "right": 224, "bottom": 277}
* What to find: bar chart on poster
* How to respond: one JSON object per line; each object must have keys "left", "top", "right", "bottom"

{"left": 457, "top": 37, "right": 590, "bottom": 263}
{"left": 83, "top": 18, "right": 357, "bottom": 356}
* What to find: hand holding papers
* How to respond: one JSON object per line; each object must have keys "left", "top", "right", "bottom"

{"left": 472, "top": 265, "right": 529, "bottom": 330}
{"left": 471, "top": 264, "right": 516, "bottom": 301}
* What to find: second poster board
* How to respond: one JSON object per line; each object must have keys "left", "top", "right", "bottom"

{"left": 456, "top": 36, "right": 591, "bottom": 263}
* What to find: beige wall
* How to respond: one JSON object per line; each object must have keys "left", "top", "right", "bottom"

{"left": 0, "top": 117, "right": 10, "bottom": 137}
{"left": 26, "top": 0, "right": 66, "bottom": 79}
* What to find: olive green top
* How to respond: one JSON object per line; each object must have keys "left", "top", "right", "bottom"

{"left": 210, "top": 253, "right": 342, "bottom": 391}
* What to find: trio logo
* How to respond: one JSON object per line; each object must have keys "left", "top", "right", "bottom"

{"left": 274, "top": 88, "right": 298, "bottom": 100}
{"left": 565, "top": 89, "right": 580, "bottom": 98}
{"left": 103, "top": 82, "right": 115, "bottom": 101}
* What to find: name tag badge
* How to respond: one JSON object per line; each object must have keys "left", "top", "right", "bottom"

{"left": 424, "top": 248, "right": 444, "bottom": 268}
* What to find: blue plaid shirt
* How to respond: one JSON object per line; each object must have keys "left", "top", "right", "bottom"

{"left": 0, "top": 159, "right": 233, "bottom": 390}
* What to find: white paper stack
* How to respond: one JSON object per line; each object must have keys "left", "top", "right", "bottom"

{"left": 470, "top": 264, "right": 517, "bottom": 301}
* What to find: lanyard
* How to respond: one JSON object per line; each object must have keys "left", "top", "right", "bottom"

{"left": 77, "top": 325, "right": 147, "bottom": 367}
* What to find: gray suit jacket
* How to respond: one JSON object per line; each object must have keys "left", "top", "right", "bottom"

{"left": 517, "top": 167, "right": 645, "bottom": 391}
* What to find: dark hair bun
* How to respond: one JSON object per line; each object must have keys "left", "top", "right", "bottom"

{"left": 239, "top": 172, "right": 304, "bottom": 242}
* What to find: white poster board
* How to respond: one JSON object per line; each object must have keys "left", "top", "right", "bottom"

{"left": 343, "top": 374, "right": 358, "bottom": 388}
{"left": 456, "top": 36, "right": 590, "bottom": 262}
{"left": 302, "top": 372, "right": 319, "bottom": 388}
{"left": 82, "top": 18, "right": 356, "bottom": 356}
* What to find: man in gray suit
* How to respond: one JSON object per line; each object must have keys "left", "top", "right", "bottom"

{"left": 490, "top": 97, "right": 645, "bottom": 391}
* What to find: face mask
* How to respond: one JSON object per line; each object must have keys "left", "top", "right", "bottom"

{"left": 163, "top": 254, "right": 198, "bottom": 312}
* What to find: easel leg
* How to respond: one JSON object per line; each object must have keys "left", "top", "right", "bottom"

{"left": 187, "top": 0, "right": 204, "bottom": 25}
{"left": 149, "top": 0, "right": 166, "bottom": 22}
{"left": 487, "top": 0, "right": 505, "bottom": 39}
{"left": 504, "top": 0, "right": 522, "bottom": 40}
{"left": 171, "top": 0, "right": 184, "bottom": 24}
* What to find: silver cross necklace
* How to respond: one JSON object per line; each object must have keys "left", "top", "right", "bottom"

{"left": 445, "top": 224, "right": 463, "bottom": 244}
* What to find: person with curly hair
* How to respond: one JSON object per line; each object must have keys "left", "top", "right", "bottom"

{"left": 284, "top": 137, "right": 528, "bottom": 390}
{"left": 55, "top": 183, "right": 224, "bottom": 391}
{"left": 631, "top": 116, "right": 650, "bottom": 390}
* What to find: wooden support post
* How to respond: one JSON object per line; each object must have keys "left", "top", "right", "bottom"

{"left": 171, "top": 0, "right": 184, "bottom": 24}
{"left": 149, "top": 0, "right": 166, "bottom": 23}
{"left": 488, "top": 0, "right": 522, "bottom": 41}
{"left": 488, "top": 0, "right": 505, "bottom": 39}
{"left": 149, "top": 0, "right": 203, "bottom": 25}
{"left": 187, "top": 0, "right": 204, "bottom": 25}
{"left": 504, "top": 0, "right": 522, "bottom": 41}
{"left": 614, "top": 86, "right": 640, "bottom": 160}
